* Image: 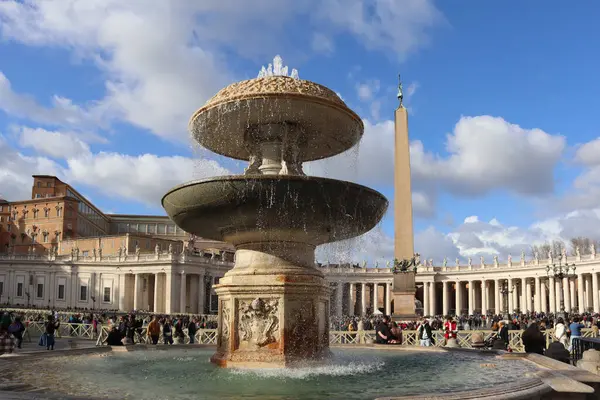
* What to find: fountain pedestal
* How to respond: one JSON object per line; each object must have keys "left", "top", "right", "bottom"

{"left": 211, "top": 246, "right": 330, "bottom": 368}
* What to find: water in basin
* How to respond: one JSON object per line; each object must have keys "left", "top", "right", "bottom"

{"left": 4, "top": 348, "right": 539, "bottom": 399}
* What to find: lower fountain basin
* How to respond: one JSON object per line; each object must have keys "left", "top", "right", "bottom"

{"left": 1, "top": 348, "right": 547, "bottom": 400}
{"left": 162, "top": 175, "right": 389, "bottom": 246}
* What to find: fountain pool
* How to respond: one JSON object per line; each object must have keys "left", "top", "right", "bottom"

{"left": 2, "top": 348, "right": 543, "bottom": 400}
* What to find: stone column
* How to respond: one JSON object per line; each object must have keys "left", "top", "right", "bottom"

{"left": 549, "top": 276, "right": 556, "bottom": 313}
{"left": 455, "top": 281, "right": 461, "bottom": 316}
{"left": 521, "top": 278, "right": 527, "bottom": 312}
{"left": 198, "top": 274, "right": 206, "bottom": 314}
{"left": 336, "top": 282, "right": 344, "bottom": 317}
{"left": 508, "top": 279, "right": 514, "bottom": 313}
{"left": 117, "top": 273, "right": 125, "bottom": 311}
{"left": 372, "top": 283, "right": 379, "bottom": 314}
{"left": 563, "top": 277, "right": 571, "bottom": 312}
{"left": 348, "top": 283, "right": 355, "bottom": 315}
{"left": 481, "top": 280, "right": 487, "bottom": 315}
{"left": 165, "top": 270, "right": 176, "bottom": 314}
{"left": 360, "top": 282, "right": 367, "bottom": 316}
{"left": 577, "top": 275, "right": 585, "bottom": 314}
{"left": 180, "top": 271, "right": 187, "bottom": 314}
{"left": 153, "top": 273, "right": 162, "bottom": 313}
{"left": 593, "top": 272, "right": 599, "bottom": 313}
{"left": 133, "top": 274, "right": 144, "bottom": 311}
{"left": 570, "top": 278, "right": 577, "bottom": 312}
{"left": 468, "top": 280, "right": 474, "bottom": 315}
{"left": 47, "top": 272, "right": 54, "bottom": 309}
{"left": 442, "top": 281, "right": 449, "bottom": 316}
{"left": 541, "top": 278, "right": 547, "bottom": 313}
{"left": 423, "top": 282, "right": 430, "bottom": 316}
{"left": 534, "top": 277, "right": 541, "bottom": 313}
{"left": 188, "top": 274, "right": 199, "bottom": 314}
{"left": 585, "top": 275, "right": 592, "bottom": 312}
{"left": 429, "top": 282, "right": 436, "bottom": 316}
{"left": 385, "top": 283, "right": 392, "bottom": 316}
{"left": 495, "top": 279, "right": 502, "bottom": 314}
{"left": 525, "top": 279, "right": 532, "bottom": 313}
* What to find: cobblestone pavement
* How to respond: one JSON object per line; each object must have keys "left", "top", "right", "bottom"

{"left": 3, "top": 337, "right": 96, "bottom": 355}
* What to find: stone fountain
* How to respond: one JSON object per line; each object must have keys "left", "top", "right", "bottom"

{"left": 162, "top": 56, "right": 388, "bottom": 368}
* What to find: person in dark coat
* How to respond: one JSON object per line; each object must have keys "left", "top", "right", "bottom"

{"left": 521, "top": 322, "right": 545, "bottom": 355}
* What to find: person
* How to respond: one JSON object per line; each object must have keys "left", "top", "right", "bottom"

{"left": 0, "top": 325, "right": 15, "bottom": 356}
{"left": 106, "top": 326, "right": 124, "bottom": 346}
{"left": 8, "top": 316, "right": 25, "bottom": 349}
{"left": 521, "top": 322, "right": 545, "bottom": 355}
{"left": 147, "top": 315, "right": 161, "bottom": 345}
{"left": 497, "top": 321, "right": 509, "bottom": 349}
{"left": 417, "top": 319, "right": 433, "bottom": 347}
{"left": 443, "top": 316, "right": 457, "bottom": 344}
{"left": 569, "top": 317, "right": 585, "bottom": 352}
{"left": 390, "top": 321, "right": 402, "bottom": 344}
{"left": 187, "top": 318, "right": 197, "bottom": 344}
{"left": 545, "top": 342, "right": 570, "bottom": 364}
{"left": 43, "top": 315, "right": 60, "bottom": 351}
{"left": 162, "top": 319, "right": 174, "bottom": 345}
{"left": 554, "top": 317, "right": 568, "bottom": 349}
{"left": 375, "top": 316, "right": 397, "bottom": 344}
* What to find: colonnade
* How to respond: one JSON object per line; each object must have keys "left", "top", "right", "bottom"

{"left": 330, "top": 281, "right": 392, "bottom": 317}
{"left": 420, "top": 272, "right": 600, "bottom": 316}
{"left": 125, "top": 272, "right": 220, "bottom": 314}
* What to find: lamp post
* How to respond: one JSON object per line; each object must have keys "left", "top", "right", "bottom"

{"left": 546, "top": 260, "right": 576, "bottom": 321}
{"left": 499, "top": 279, "right": 515, "bottom": 321}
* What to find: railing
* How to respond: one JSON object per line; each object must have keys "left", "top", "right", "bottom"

{"left": 22, "top": 323, "right": 599, "bottom": 353}
{"left": 0, "top": 252, "right": 233, "bottom": 267}
{"left": 572, "top": 337, "right": 600, "bottom": 364}
{"left": 2, "top": 308, "right": 219, "bottom": 325}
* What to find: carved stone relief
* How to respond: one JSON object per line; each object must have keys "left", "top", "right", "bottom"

{"left": 238, "top": 298, "right": 279, "bottom": 349}
{"left": 220, "top": 301, "right": 231, "bottom": 349}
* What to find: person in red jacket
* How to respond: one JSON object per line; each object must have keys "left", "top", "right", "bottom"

{"left": 444, "top": 316, "right": 457, "bottom": 344}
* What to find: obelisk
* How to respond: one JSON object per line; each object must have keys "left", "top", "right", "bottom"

{"left": 391, "top": 74, "right": 417, "bottom": 320}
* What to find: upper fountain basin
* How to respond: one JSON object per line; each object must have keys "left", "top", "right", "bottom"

{"left": 162, "top": 175, "right": 388, "bottom": 246}
{"left": 189, "top": 76, "right": 363, "bottom": 162}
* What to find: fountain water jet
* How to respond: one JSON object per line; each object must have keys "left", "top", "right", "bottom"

{"left": 162, "top": 56, "right": 388, "bottom": 368}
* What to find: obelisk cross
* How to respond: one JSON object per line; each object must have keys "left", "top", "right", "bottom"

{"left": 397, "top": 73, "right": 404, "bottom": 106}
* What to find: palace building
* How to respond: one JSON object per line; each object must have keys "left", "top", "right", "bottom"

{"left": 1, "top": 176, "right": 599, "bottom": 316}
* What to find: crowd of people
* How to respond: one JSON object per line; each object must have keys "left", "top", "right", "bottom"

{"left": 2, "top": 306, "right": 599, "bottom": 362}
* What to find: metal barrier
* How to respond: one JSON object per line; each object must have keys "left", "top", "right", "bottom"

{"left": 2, "top": 307, "right": 219, "bottom": 325}
{"left": 22, "top": 322, "right": 599, "bottom": 353}
{"left": 572, "top": 337, "right": 600, "bottom": 364}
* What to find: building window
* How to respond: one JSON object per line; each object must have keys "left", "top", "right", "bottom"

{"left": 80, "top": 286, "right": 88, "bottom": 301}
{"left": 37, "top": 182, "right": 41, "bottom": 188}
{"left": 82, "top": 250, "right": 89, "bottom": 257}
{"left": 0, "top": 205, "right": 2, "bottom": 212}
{"left": 7, "top": 224, "right": 11, "bottom": 232}
{"left": 17, "top": 283, "right": 23, "bottom": 297}
{"left": 0, "top": 282, "right": 3, "bottom": 296}
{"left": 157, "top": 224, "right": 166, "bottom": 234}
{"left": 103, "top": 287, "right": 111, "bottom": 302}
{"left": 47, "top": 182, "right": 51, "bottom": 188}
{"left": 148, "top": 224, "right": 156, "bottom": 234}
{"left": 138, "top": 224, "right": 147, "bottom": 234}
{"left": 167, "top": 225, "right": 175, "bottom": 234}
{"left": 58, "top": 284, "right": 65, "bottom": 300}
{"left": 145, "top": 240, "right": 150, "bottom": 249}
{"left": 36, "top": 283, "right": 44, "bottom": 299}
{"left": 56, "top": 207, "right": 62, "bottom": 217}
{"left": 43, "top": 233, "right": 48, "bottom": 243}
{"left": 44, "top": 208, "right": 49, "bottom": 217}
{"left": 35, "top": 194, "right": 41, "bottom": 198}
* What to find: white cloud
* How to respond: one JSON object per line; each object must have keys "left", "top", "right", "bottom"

{"left": 0, "top": 0, "right": 442, "bottom": 142}
{"left": 0, "top": 135, "right": 63, "bottom": 200}
{"left": 65, "top": 152, "right": 230, "bottom": 207}
{"left": 19, "top": 127, "right": 91, "bottom": 159}
{"left": 575, "top": 138, "right": 600, "bottom": 166}
{"left": 311, "top": 32, "right": 335, "bottom": 54}
{"left": 307, "top": 115, "right": 565, "bottom": 217}
{"left": 0, "top": 72, "right": 108, "bottom": 131}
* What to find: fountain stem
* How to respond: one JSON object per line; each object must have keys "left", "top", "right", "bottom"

{"left": 258, "top": 141, "right": 283, "bottom": 175}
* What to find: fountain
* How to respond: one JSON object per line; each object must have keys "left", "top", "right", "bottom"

{"left": 162, "top": 56, "right": 388, "bottom": 368}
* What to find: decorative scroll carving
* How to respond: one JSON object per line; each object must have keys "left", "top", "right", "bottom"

{"left": 221, "top": 302, "right": 231, "bottom": 345}
{"left": 239, "top": 298, "right": 279, "bottom": 348}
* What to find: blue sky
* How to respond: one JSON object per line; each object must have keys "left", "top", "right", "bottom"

{"left": 1, "top": 1, "right": 600, "bottom": 263}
